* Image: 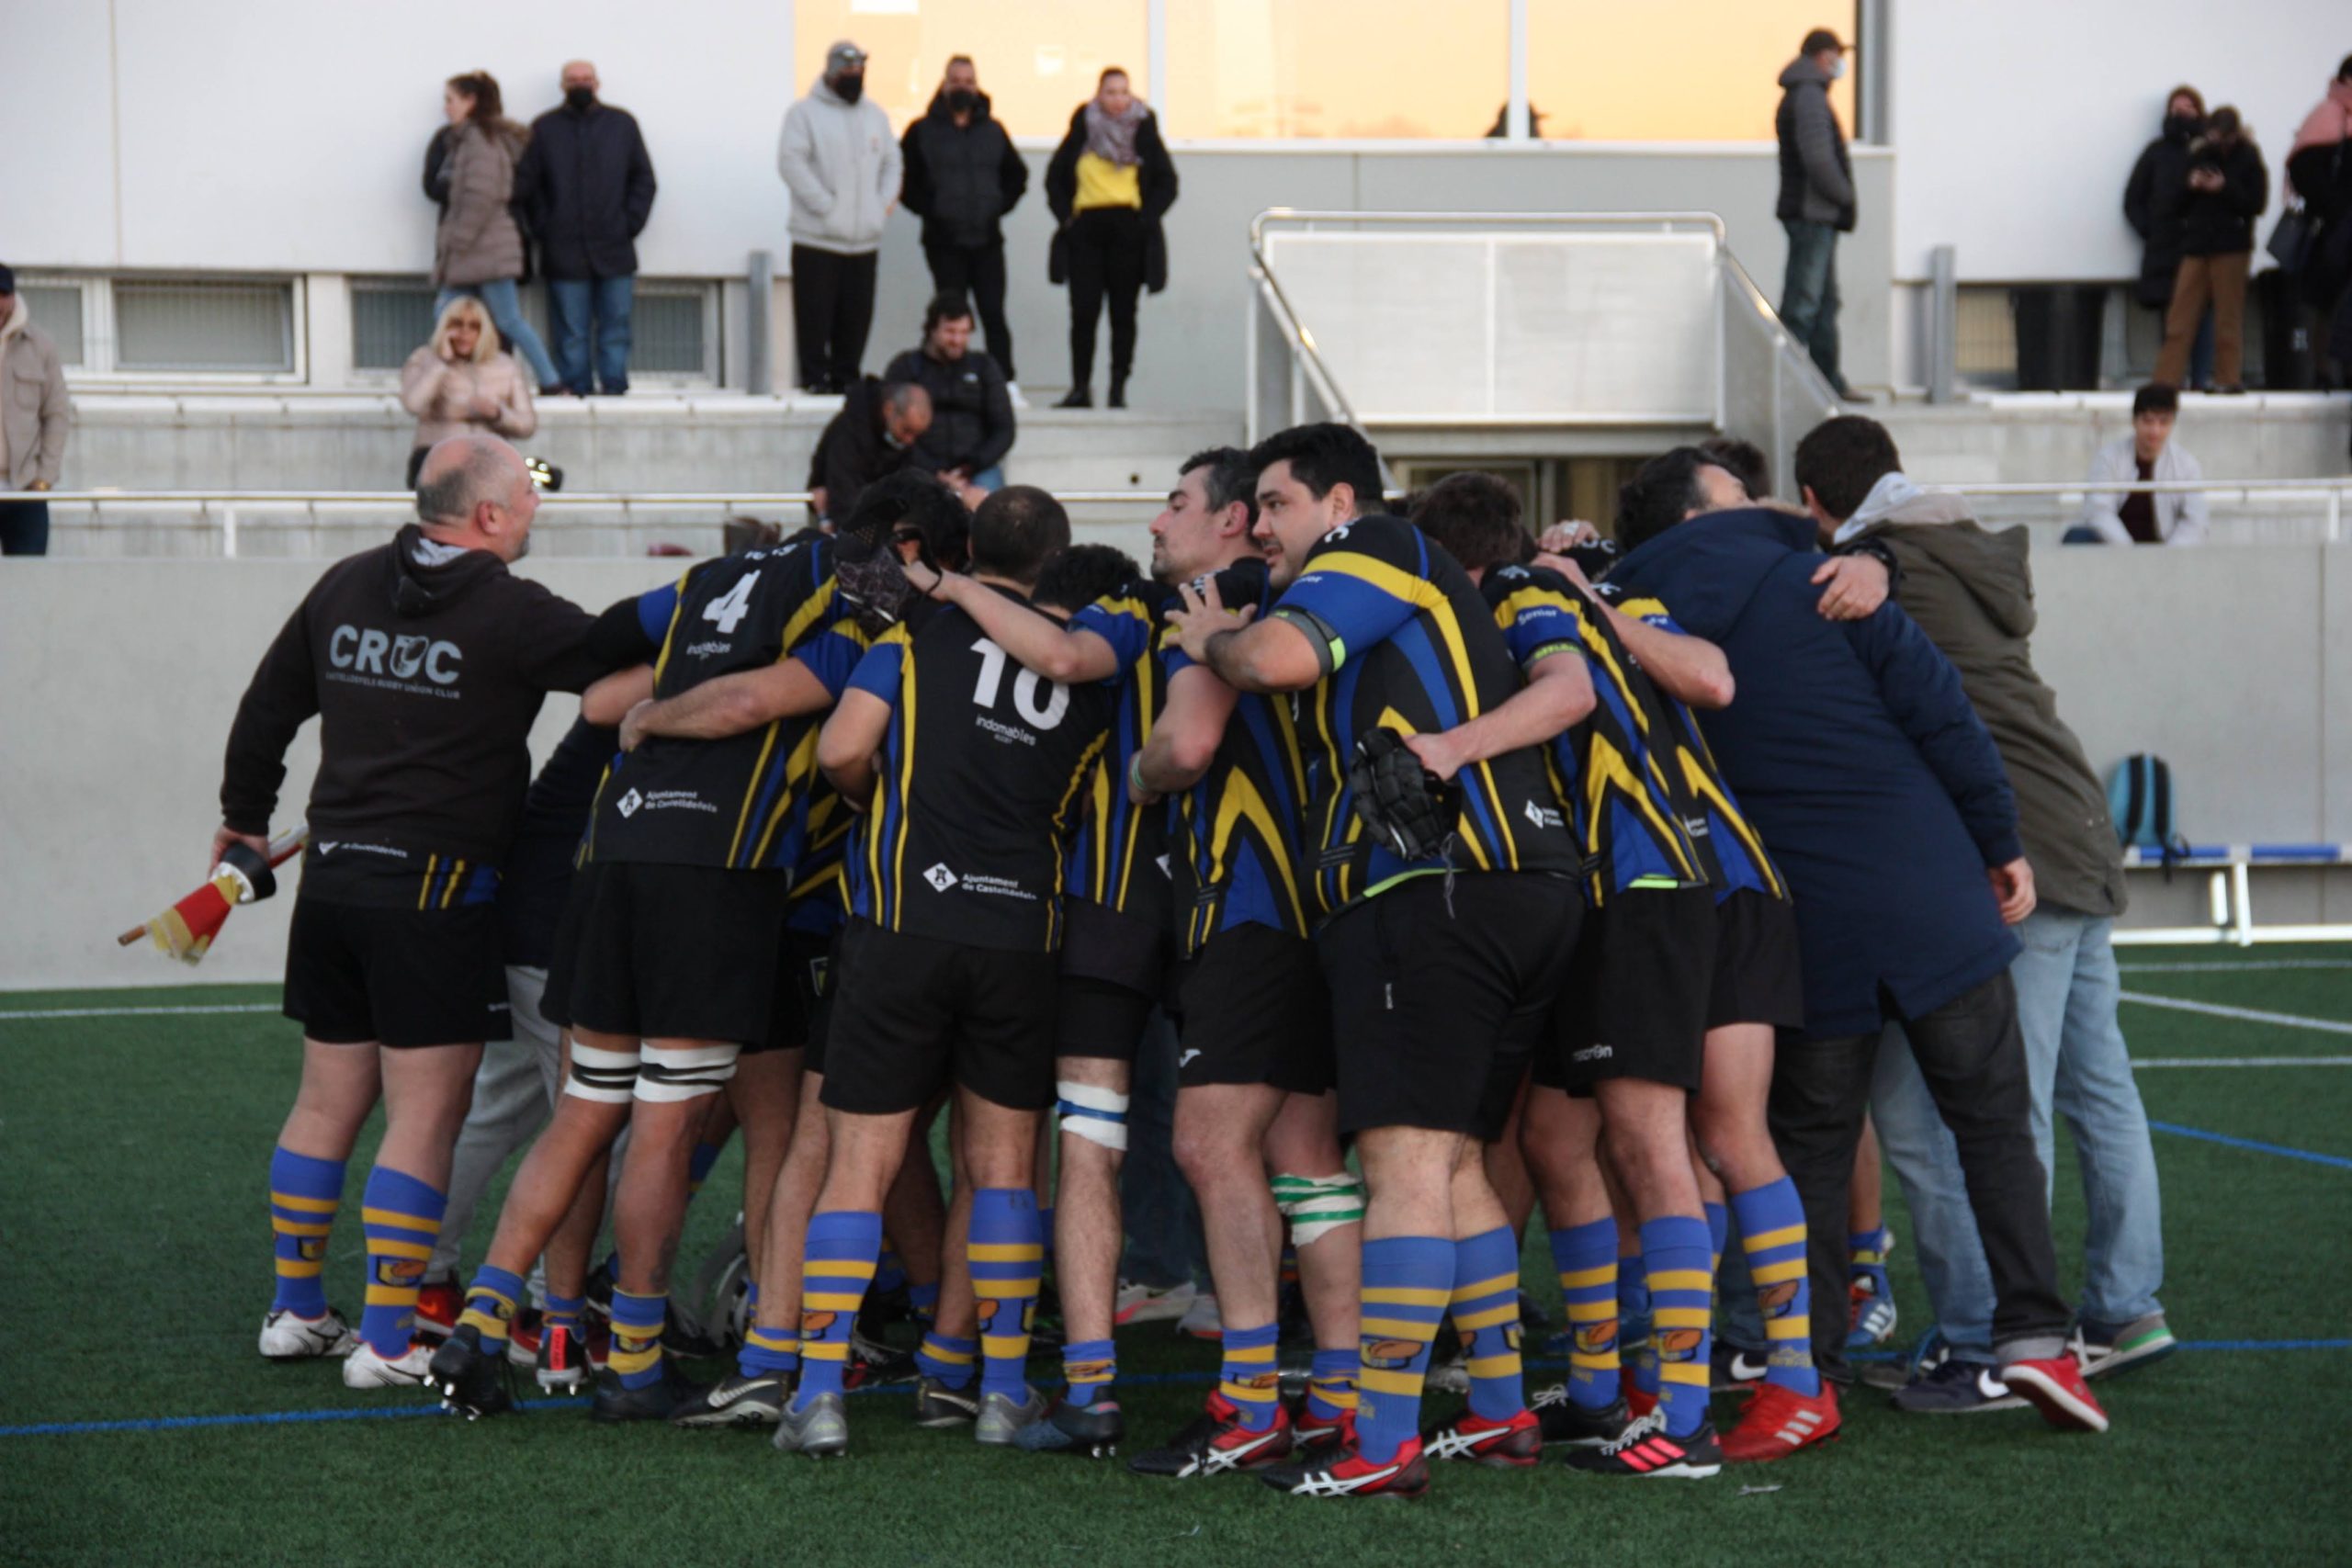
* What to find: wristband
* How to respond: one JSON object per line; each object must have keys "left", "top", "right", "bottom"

{"left": 1128, "top": 751, "right": 1149, "bottom": 795}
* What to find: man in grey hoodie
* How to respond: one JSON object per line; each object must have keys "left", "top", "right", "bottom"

{"left": 779, "top": 41, "right": 904, "bottom": 394}
{"left": 1797, "top": 415, "right": 2174, "bottom": 1412}
{"left": 1775, "top": 29, "right": 1858, "bottom": 399}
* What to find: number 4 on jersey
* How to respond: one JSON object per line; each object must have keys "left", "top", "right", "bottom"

{"left": 701, "top": 571, "right": 760, "bottom": 635}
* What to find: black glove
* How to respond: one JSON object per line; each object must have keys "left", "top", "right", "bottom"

{"left": 1348, "top": 727, "right": 1459, "bottom": 863}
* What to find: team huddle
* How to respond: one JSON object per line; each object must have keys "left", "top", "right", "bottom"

{"left": 224, "top": 420, "right": 2112, "bottom": 1502}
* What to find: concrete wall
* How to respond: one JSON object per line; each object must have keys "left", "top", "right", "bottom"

{"left": 6, "top": 543, "right": 2348, "bottom": 993}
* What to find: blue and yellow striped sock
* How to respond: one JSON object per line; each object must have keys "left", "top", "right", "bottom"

{"left": 1549, "top": 1218, "right": 1620, "bottom": 1409}
{"left": 1219, "top": 1321, "right": 1281, "bottom": 1430}
{"left": 916, "top": 1330, "right": 977, "bottom": 1388}
{"left": 685, "top": 1138, "right": 725, "bottom": 1202}
{"left": 874, "top": 1250, "right": 908, "bottom": 1297}
{"left": 267, "top": 1147, "right": 345, "bottom": 1318}
{"left": 1849, "top": 1224, "right": 1892, "bottom": 1307}
{"left": 1357, "top": 1235, "right": 1453, "bottom": 1465}
{"left": 1736, "top": 1178, "right": 1819, "bottom": 1396}
{"left": 1451, "top": 1226, "right": 1525, "bottom": 1422}
{"left": 1063, "top": 1337, "right": 1116, "bottom": 1406}
{"left": 1641, "top": 1216, "right": 1713, "bottom": 1438}
{"left": 1704, "top": 1201, "right": 1729, "bottom": 1276}
{"left": 457, "top": 1263, "right": 526, "bottom": 1346}
{"left": 543, "top": 1292, "right": 584, "bottom": 1336}
{"left": 1619, "top": 1249, "right": 1658, "bottom": 1405}
{"left": 910, "top": 1280, "right": 941, "bottom": 1327}
{"left": 736, "top": 1280, "right": 797, "bottom": 1378}
{"left": 608, "top": 1288, "right": 667, "bottom": 1391}
{"left": 1306, "top": 1348, "right": 1359, "bottom": 1424}
{"left": 971, "top": 1188, "right": 1043, "bottom": 1403}
{"left": 796, "top": 1209, "right": 881, "bottom": 1409}
{"left": 358, "top": 1167, "right": 446, "bottom": 1357}
{"left": 1036, "top": 1206, "right": 1056, "bottom": 1267}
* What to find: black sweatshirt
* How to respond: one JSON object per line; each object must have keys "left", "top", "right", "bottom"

{"left": 220, "top": 526, "right": 609, "bottom": 888}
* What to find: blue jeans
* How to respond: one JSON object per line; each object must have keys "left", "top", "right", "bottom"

{"left": 548, "top": 276, "right": 636, "bottom": 394}
{"left": 967, "top": 465, "right": 1007, "bottom": 494}
{"left": 1779, "top": 220, "right": 1845, "bottom": 392}
{"left": 435, "top": 280, "right": 560, "bottom": 389}
{"left": 1871, "top": 909, "right": 2165, "bottom": 1358}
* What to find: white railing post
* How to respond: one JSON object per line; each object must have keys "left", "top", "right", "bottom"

{"left": 222, "top": 506, "right": 239, "bottom": 559}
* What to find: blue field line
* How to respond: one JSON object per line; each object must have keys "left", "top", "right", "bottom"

{"left": 2151, "top": 1121, "right": 2352, "bottom": 1170}
{"left": 5, "top": 1343, "right": 2346, "bottom": 1438}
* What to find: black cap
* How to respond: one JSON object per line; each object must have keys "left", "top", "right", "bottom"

{"left": 1802, "top": 28, "right": 1847, "bottom": 56}
{"left": 0, "top": 264, "right": 15, "bottom": 294}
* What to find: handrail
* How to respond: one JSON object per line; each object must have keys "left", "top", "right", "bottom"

{"left": 32, "top": 489, "right": 1168, "bottom": 505}
{"left": 1249, "top": 209, "right": 1730, "bottom": 250}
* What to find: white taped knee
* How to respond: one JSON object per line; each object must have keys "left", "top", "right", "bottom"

{"left": 1272, "top": 1171, "right": 1365, "bottom": 1246}
{"left": 635, "top": 1043, "right": 741, "bottom": 1103}
{"left": 1057, "top": 1080, "right": 1130, "bottom": 1152}
{"left": 564, "top": 1043, "right": 641, "bottom": 1104}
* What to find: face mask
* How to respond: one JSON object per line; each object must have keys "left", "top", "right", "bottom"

{"left": 564, "top": 85, "right": 594, "bottom": 112}
{"left": 945, "top": 88, "right": 978, "bottom": 114}
{"left": 1828, "top": 58, "right": 1847, "bottom": 80}
{"left": 833, "top": 73, "right": 865, "bottom": 104}
{"left": 2165, "top": 113, "right": 2201, "bottom": 140}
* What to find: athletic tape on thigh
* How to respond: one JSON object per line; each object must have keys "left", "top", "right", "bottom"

{"left": 1272, "top": 1171, "right": 1365, "bottom": 1246}
{"left": 564, "top": 1043, "right": 641, "bottom": 1104}
{"left": 635, "top": 1042, "right": 741, "bottom": 1102}
{"left": 1056, "top": 1080, "right": 1130, "bottom": 1152}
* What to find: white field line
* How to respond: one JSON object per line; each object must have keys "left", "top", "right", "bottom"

{"left": 2134, "top": 1055, "right": 2352, "bottom": 1068}
{"left": 0, "top": 1002, "right": 280, "bottom": 1021}
{"left": 2120, "top": 960, "right": 2352, "bottom": 973}
{"left": 2118, "top": 991, "right": 2352, "bottom": 1036}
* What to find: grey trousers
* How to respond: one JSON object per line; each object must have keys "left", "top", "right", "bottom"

{"left": 426, "top": 965, "right": 564, "bottom": 1281}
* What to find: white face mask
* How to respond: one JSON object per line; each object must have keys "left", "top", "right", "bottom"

{"left": 1829, "top": 58, "right": 1847, "bottom": 79}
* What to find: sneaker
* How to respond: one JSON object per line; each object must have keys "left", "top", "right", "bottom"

{"left": 1720, "top": 1380, "right": 1839, "bottom": 1461}
{"left": 975, "top": 1385, "right": 1052, "bottom": 1447}
{"left": 413, "top": 1280, "right": 461, "bottom": 1342}
{"left": 843, "top": 1326, "right": 917, "bottom": 1389}
{"left": 427, "top": 1325, "right": 514, "bottom": 1418}
{"left": 1530, "top": 1384, "right": 1631, "bottom": 1448}
{"left": 1848, "top": 1276, "right": 1898, "bottom": 1348}
{"left": 1129, "top": 1392, "right": 1295, "bottom": 1478}
{"left": 1053, "top": 387, "right": 1092, "bottom": 409}
{"left": 669, "top": 1371, "right": 786, "bottom": 1429}
{"left": 1420, "top": 1406, "right": 1541, "bottom": 1468}
{"left": 343, "top": 1339, "right": 434, "bottom": 1389}
{"left": 773, "top": 1390, "right": 849, "bottom": 1457}
{"left": 2071, "top": 1314, "right": 2177, "bottom": 1380}
{"left": 1005, "top": 381, "right": 1032, "bottom": 411}
{"left": 1258, "top": 1439, "right": 1430, "bottom": 1499}
{"left": 1176, "top": 1292, "right": 1223, "bottom": 1341}
{"left": 1008, "top": 1396, "right": 1125, "bottom": 1457}
{"left": 2001, "top": 1356, "right": 2110, "bottom": 1434}
{"left": 1114, "top": 1279, "right": 1197, "bottom": 1325}
{"left": 1294, "top": 1405, "right": 1356, "bottom": 1453}
{"left": 912, "top": 1375, "right": 980, "bottom": 1427}
{"left": 1890, "top": 1353, "right": 2027, "bottom": 1414}
{"left": 1562, "top": 1410, "right": 1723, "bottom": 1479}
{"left": 528, "top": 1321, "right": 605, "bottom": 1393}
{"left": 1711, "top": 1342, "right": 1772, "bottom": 1393}
{"left": 1422, "top": 1348, "right": 1469, "bottom": 1395}
{"left": 505, "top": 1311, "right": 541, "bottom": 1368}
{"left": 589, "top": 1361, "right": 709, "bottom": 1424}
{"left": 257, "top": 1307, "right": 356, "bottom": 1360}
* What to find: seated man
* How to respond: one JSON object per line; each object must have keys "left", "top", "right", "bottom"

{"left": 886, "top": 293, "right": 1016, "bottom": 497}
{"left": 808, "top": 378, "right": 931, "bottom": 525}
{"left": 2073, "top": 384, "right": 2206, "bottom": 545}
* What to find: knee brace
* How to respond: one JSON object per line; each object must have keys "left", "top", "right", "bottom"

{"left": 1056, "top": 1080, "right": 1130, "bottom": 1152}
{"left": 1272, "top": 1171, "right": 1366, "bottom": 1247}
{"left": 635, "top": 1043, "right": 741, "bottom": 1102}
{"left": 563, "top": 1042, "right": 641, "bottom": 1104}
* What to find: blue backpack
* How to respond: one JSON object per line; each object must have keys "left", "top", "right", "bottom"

{"left": 2108, "top": 753, "right": 2189, "bottom": 873}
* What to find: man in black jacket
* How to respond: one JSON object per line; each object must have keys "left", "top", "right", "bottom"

{"left": 807, "top": 378, "right": 932, "bottom": 525}
{"left": 1775, "top": 28, "right": 1857, "bottom": 399}
{"left": 516, "top": 60, "right": 657, "bottom": 396}
{"left": 885, "top": 294, "right": 1015, "bottom": 492}
{"left": 900, "top": 57, "right": 1029, "bottom": 386}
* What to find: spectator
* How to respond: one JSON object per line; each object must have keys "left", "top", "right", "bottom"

{"left": 516, "top": 60, "right": 658, "bottom": 397}
{"left": 1775, "top": 27, "right": 1858, "bottom": 399}
{"left": 900, "top": 55, "right": 1029, "bottom": 392}
{"left": 2286, "top": 56, "right": 2352, "bottom": 404}
{"left": 1046, "top": 67, "right": 1177, "bottom": 409}
{"left": 2154, "top": 107, "right": 2267, "bottom": 392}
{"left": 778, "top": 40, "right": 899, "bottom": 395}
{"left": 433, "top": 72, "right": 563, "bottom": 395}
{"left": 0, "top": 264, "right": 69, "bottom": 557}
{"left": 2125, "top": 86, "right": 2214, "bottom": 389}
{"left": 885, "top": 293, "right": 1015, "bottom": 495}
{"left": 400, "top": 297, "right": 539, "bottom": 490}
{"left": 806, "top": 378, "right": 931, "bottom": 524}
{"left": 2075, "top": 384, "right": 2206, "bottom": 546}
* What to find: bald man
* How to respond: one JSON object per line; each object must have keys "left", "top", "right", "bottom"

{"left": 516, "top": 62, "right": 657, "bottom": 394}
{"left": 808, "top": 378, "right": 933, "bottom": 524}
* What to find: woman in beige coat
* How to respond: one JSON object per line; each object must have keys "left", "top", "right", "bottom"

{"left": 432, "top": 71, "right": 561, "bottom": 391}
{"left": 400, "top": 296, "right": 538, "bottom": 486}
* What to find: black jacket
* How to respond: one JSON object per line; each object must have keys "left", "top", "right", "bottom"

{"left": 900, "top": 92, "right": 1028, "bottom": 250}
{"left": 883, "top": 346, "right": 1014, "bottom": 473}
{"left": 1774, "top": 57, "right": 1856, "bottom": 231}
{"left": 2124, "top": 126, "right": 2197, "bottom": 307}
{"left": 424, "top": 125, "right": 456, "bottom": 209}
{"left": 807, "top": 377, "right": 919, "bottom": 521}
{"left": 1046, "top": 107, "right": 1179, "bottom": 292}
{"left": 515, "top": 100, "right": 658, "bottom": 279}
{"left": 2177, "top": 137, "right": 2267, "bottom": 256}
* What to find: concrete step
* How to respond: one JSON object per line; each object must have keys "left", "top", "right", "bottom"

{"left": 1875, "top": 391, "right": 2352, "bottom": 486}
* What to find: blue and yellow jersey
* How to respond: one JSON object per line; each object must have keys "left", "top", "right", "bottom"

{"left": 1267, "top": 515, "right": 1577, "bottom": 918}
{"left": 844, "top": 592, "right": 1114, "bottom": 953}
{"left": 783, "top": 782, "right": 855, "bottom": 936}
{"left": 587, "top": 538, "right": 869, "bottom": 874}
{"left": 1483, "top": 562, "right": 1709, "bottom": 905}
{"left": 1600, "top": 585, "right": 1788, "bottom": 903}
{"left": 1065, "top": 586, "right": 1174, "bottom": 929}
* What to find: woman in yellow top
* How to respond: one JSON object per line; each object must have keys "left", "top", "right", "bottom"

{"left": 1046, "top": 68, "right": 1178, "bottom": 408}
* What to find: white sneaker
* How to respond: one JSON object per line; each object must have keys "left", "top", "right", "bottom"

{"left": 1176, "top": 1291, "right": 1223, "bottom": 1341}
{"left": 343, "top": 1339, "right": 435, "bottom": 1389}
{"left": 1005, "top": 380, "right": 1031, "bottom": 411}
{"left": 1114, "top": 1278, "right": 1196, "bottom": 1325}
{"left": 258, "top": 1307, "right": 356, "bottom": 1360}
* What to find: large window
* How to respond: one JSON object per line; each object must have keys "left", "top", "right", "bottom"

{"left": 1162, "top": 2, "right": 1509, "bottom": 140}
{"left": 794, "top": 0, "right": 1148, "bottom": 138}
{"left": 1526, "top": 2, "right": 1855, "bottom": 142}
{"left": 115, "top": 281, "right": 295, "bottom": 373}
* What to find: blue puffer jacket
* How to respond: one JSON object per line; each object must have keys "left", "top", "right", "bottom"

{"left": 1608, "top": 507, "right": 2021, "bottom": 1038}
